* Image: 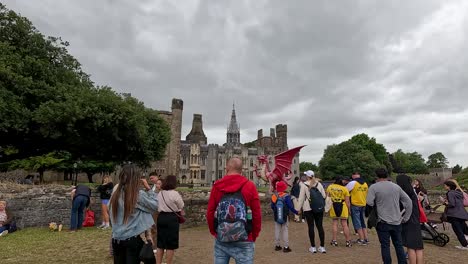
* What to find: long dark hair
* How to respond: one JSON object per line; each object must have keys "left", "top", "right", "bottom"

{"left": 396, "top": 174, "right": 416, "bottom": 200}
{"left": 293, "top": 177, "right": 299, "bottom": 185}
{"left": 110, "top": 164, "right": 142, "bottom": 224}
{"left": 414, "top": 179, "right": 427, "bottom": 194}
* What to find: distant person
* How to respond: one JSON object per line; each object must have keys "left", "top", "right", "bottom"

{"left": 70, "top": 184, "right": 91, "bottom": 232}
{"left": 157, "top": 175, "right": 184, "bottom": 264}
{"left": 110, "top": 164, "right": 158, "bottom": 264}
{"left": 97, "top": 175, "right": 114, "bottom": 229}
{"left": 149, "top": 172, "right": 159, "bottom": 192}
{"left": 327, "top": 176, "right": 352, "bottom": 247}
{"left": 296, "top": 170, "right": 327, "bottom": 253}
{"left": 346, "top": 172, "right": 369, "bottom": 245}
{"left": 397, "top": 174, "right": 424, "bottom": 264}
{"left": 0, "top": 200, "right": 14, "bottom": 237}
{"left": 367, "top": 168, "right": 412, "bottom": 264}
{"left": 271, "top": 181, "right": 298, "bottom": 252}
{"left": 206, "top": 157, "right": 261, "bottom": 264}
{"left": 290, "top": 177, "right": 301, "bottom": 222}
{"left": 441, "top": 180, "right": 468, "bottom": 250}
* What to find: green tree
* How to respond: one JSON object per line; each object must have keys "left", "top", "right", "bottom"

{"left": 299, "top": 162, "right": 318, "bottom": 173}
{"left": 452, "top": 164, "right": 463, "bottom": 174}
{"left": 0, "top": 4, "right": 171, "bottom": 177}
{"left": 348, "top": 133, "right": 393, "bottom": 173}
{"left": 319, "top": 141, "right": 381, "bottom": 182}
{"left": 8, "top": 152, "right": 66, "bottom": 182}
{"left": 391, "top": 149, "right": 428, "bottom": 174}
{"left": 426, "top": 152, "right": 449, "bottom": 168}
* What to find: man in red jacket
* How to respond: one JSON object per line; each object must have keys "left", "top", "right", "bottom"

{"left": 206, "top": 157, "right": 262, "bottom": 264}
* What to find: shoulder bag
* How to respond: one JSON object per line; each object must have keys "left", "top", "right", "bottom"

{"left": 161, "top": 192, "right": 186, "bottom": 224}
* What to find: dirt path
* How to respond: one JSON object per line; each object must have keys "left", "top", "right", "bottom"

{"left": 176, "top": 218, "right": 466, "bottom": 264}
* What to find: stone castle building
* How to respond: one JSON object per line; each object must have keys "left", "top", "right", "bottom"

{"left": 178, "top": 105, "right": 300, "bottom": 186}
{"left": 151, "top": 99, "right": 300, "bottom": 185}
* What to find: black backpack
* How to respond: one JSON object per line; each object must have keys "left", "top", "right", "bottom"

{"left": 308, "top": 183, "right": 325, "bottom": 213}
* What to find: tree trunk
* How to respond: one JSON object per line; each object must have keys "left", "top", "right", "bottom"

{"left": 86, "top": 172, "right": 94, "bottom": 183}
{"left": 39, "top": 169, "right": 44, "bottom": 184}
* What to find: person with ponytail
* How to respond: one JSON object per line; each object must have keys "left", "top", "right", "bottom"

{"left": 109, "top": 164, "right": 158, "bottom": 264}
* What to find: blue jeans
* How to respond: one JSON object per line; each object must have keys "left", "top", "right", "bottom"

{"left": 376, "top": 222, "right": 407, "bottom": 264}
{"left": 0, "top": 224, "right": 10, "bottom": 233}
{"left": 70, "top": 195, "right": 88, "bottom": 230}
{"left": 214, "top": 240, "right": 255, "bottom": 264}
{"left": 351, "top": 206, "right": 366, "bottom": 230}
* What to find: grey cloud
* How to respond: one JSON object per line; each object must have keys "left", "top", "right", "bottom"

{"left": 4, "top": 0, "right": 468, "bottom": 166}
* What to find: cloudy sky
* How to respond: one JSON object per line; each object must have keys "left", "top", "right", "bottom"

{"left": 5, "top": 0, "right": 468, "bottom": 166}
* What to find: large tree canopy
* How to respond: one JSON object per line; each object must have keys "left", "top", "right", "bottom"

{"left": 0, "top": 4, "right": 170, "bottom": 177}
{"left": 319, "top": 140, "right": 381, "bottom": 182}
{"left": 390, "top": 149, "right": 428, "bottom": 174}
{"left": 299, "top": 161, "right": 318, "bottom": 173}
{"left": 426, "top": 152, "right": 449, "bottom": 169}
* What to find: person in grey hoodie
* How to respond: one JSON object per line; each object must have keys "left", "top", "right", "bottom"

{"left": 366, "top": 168, "right": 412, "bottom": 264}
{"left": 442, "top": 180, "right": 468, "bottom": 250}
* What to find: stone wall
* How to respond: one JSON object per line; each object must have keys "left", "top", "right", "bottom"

{"left": 0, "top": 183, "right": 271, "bottom": 229}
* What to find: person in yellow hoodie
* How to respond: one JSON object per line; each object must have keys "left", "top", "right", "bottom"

{"left": 271, "top": 181, "right": 298, "bottom": 253}
{"left": 346, "top": 172, "right": 369, "bottom": 245}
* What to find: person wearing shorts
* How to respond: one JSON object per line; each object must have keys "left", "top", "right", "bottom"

{"left": 346, "top": 172, "right": 369, "bottom": 245}
{"left": 326, "top": 176, "right": 352, "bottom": 247}
{"left": 97, "top": 175, "right": 114, "bottom": 229}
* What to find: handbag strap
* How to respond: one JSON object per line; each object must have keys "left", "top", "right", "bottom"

{"left": 161, "top": 191, "right": 181, "bottom": 217}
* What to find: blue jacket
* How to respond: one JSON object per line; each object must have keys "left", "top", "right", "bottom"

{"left": 110, "top": 189, "right": 158, "bottom": 240}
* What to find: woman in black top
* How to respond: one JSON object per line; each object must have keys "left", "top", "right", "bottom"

{"left": 97, "top": 175, "right": 114, "bottom": 229}
{"left": 290, "top": 177, "right": 301, "bottom": 222}
{"left": 397, "top": 174, "right": 424, "bottom": 264}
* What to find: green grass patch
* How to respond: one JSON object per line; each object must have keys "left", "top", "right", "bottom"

{"left": 0, "top": 227, "right": 112, "bottom": 264}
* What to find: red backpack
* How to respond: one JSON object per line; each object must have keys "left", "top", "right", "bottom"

{"left": 82, "top": 209, "right": 95, "bottom": 227}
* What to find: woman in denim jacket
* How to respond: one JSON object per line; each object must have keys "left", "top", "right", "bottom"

{"left": 110, "top": 164, "right": 158, "bottom": 264}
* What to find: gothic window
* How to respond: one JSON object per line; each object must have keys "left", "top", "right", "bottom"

{"left": 218, "top": 170, "right": 223, "bottom": 179}
{"left": 182, "top": 156, "right": 187, "bottom": 165}
{"left": 250, "top": 171, "right": 254, "bottom": 180}
{"left": 250, "top": 158, "right": 254, "bottom": 167}
{"left": 201, "top": 170, "right": 206, "bottom": 180}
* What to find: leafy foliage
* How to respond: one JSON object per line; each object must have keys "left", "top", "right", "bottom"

{"left": 299, "top": 162, "right": 318, "bottom": 173}
{"left": 348, "top": 134, "right": 393, "bottom": 173}
{"left": 390, "top": 149, "right": 428, "bottom": 174}
{"left": 452, "top": 164, "right": 463, "bottom": 174}
{"left": 426, "top": 152, "right": 449, "bottom": 169}
{"left": 319, "top": 141, "right": 381, "bottom": 182}
{"left": 0, "top": 4, "right": 171, "bottom": 177}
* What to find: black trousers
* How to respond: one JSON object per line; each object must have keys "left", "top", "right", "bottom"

{"left": 304, "top": 210, "right": 325, "bottom": 247}
{"left": 448, "top": 217, "right": 468, "bottom": 247}
{"left": 112, "top": 236, "right": 154, "bottom": 264}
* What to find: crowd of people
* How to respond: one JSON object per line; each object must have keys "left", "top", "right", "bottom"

{"left": 2, "top": 157, "right": 467, "bottom": 264}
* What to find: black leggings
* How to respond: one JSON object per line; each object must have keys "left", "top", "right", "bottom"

{"left": 304, "top": 210, "right": 325, "bottom": 247}
{"left": 448, "top": 217, "right": 468, "bottom": 247}
{"left": 112, "top": 236, "right": 154, "bottom": 264}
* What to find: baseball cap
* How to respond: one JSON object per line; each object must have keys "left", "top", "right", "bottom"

{"left": 304, "top": 170, "right": 314, "bottom": 177}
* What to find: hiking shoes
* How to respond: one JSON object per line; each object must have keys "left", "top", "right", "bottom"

{"left": 283, "top": 247, "right": 292, "bottom": 253}
{"left": 330, "top": 240, "right": 338, "bottom": 247}
{"left": 318, "top": 246, "right": 327, "bottom": 253}
{"left": 275, "top": 246, "right": 282, "bottom": 251}
{"left": 309, "top": 246, "right": 317, "bottom": 253}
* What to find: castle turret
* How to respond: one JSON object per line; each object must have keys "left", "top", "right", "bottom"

{"left": 276, "top": 124, "right": 288, "bottom": 149}
{"left": 226, "top": 104, "right": 240, "bottom": 147}
{"left": 186, "top": 114, "right": 207, "bottom": 144}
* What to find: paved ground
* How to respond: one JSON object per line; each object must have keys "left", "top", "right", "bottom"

{"left": 176, "top": 218, "right": 467, "bottom": 264}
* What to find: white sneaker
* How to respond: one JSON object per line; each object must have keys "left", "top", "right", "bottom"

{"left": 309, "top": 247, "right": 317, "bottom": 253}
{"left": 301, "top": 219, "right": 305, "bottom": 223}
{"left": 455, "top": 245, "right": 468, "bottom": 250}
{"left": 318, "top": 246, "right": 326, "bottom": 253}
{"left": 98, "top": 224, "right": 106, "bottom": 229}
{"left": 0, "top": 230, "right": 8, "bottom": 237}
{"left": 102, "top": 225, "right": 111, "bottom": 230}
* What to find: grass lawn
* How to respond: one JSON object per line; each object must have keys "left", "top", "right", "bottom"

{"left": 0, "top": 228, "right": 113, "bottom": 264}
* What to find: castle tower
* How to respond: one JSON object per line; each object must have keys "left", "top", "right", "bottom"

{"left": 167, "top": 99, "right": 183, "bottom": 175}
{"left": 226, "top": 104, "right": 240, "bottom": 147}
{"left": 186, "top": 114, "right": 207, "bottom": 144}
{"left": 276, "top": 124, "right": 288, "bottom": 150}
